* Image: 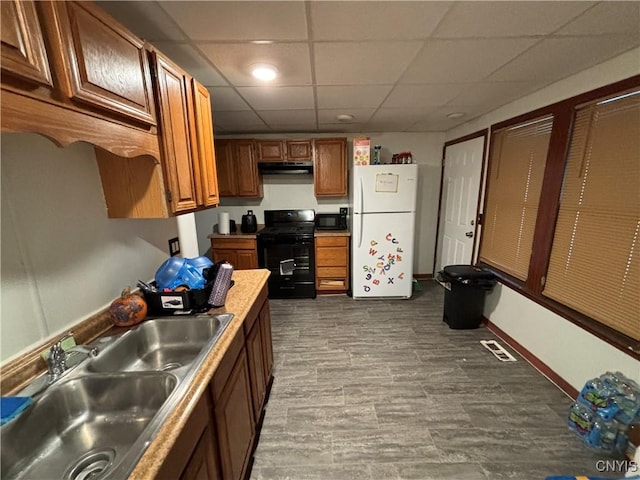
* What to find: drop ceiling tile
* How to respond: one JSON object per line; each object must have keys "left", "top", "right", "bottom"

{"left": 382, "top": 84, "right": 467, "bottom": 108}
{"left": 152, "top": 42, "right": 227, "bottom": 86}
{"left": 488, "top": 35, "right": 640, "bottom": 82}
{"left": 407, "top": 106, "right": 478, "bottom": 131}
{"left": 318, "top": 123, "right": 368, "bottom": 133}
{"left": 198, "top": 43, "right": 311, "bottom": 87}
{"left": 314, "top": 42, "right": 424, "bottom": 85}
{"left": 257, "top": 110, "right": 317, "bottom": 128}
{"left": 556, "top": 2, "right": 640, "bottom": 36}
{"left": 369, "top": 107, "right": 435, "bottom": 124}
{"left": 97, "top": 1, "right": 187, "bottom": 41}
{"left": 236, "top": 86, "right": 315, "bottom": 110}
{"left": 317, "top": 109, "right": 376, "bottom": 124}
{"left": 209, "top": 87, "right": 251, "bottom": 112}
{"left": 158, "top": 1, "right": 307, "bottom": 41}
{"left": 213, "top": 111, "right": 267, "bottom": 133}
{"left": 310, "top": 2, "right": 452, "bottom": 41}
{"left": 433, "top": 1, "right": 594, "bottom": 38}
{"left": 445, "top": 81, "right": 536, "bottom": 109}
{"left": 316, "top": 86, "right": 392, "bottom": 109}
{"left": 401, "top": 38, "right": 538, "bottom": 84}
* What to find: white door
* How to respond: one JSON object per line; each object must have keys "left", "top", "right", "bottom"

{"left": 353, "top": 164, "right": 418, "bottom": 214}
{"left": 435, "top": 136, "right": 485, "bottom": 272}
{"left": 352, "top": 211, "right": 415, "bottom": 298}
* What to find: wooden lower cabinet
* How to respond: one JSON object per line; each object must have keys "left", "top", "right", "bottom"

{"left": 211, "top": 237, "right": 259, "bottom": 270}
{"left": 160, "top": 287, "right": 273, "bottom": 480}
{"left": 181, "top": 426, "right": 220, "bottom": 480}
{"left": 157, "top": 393, "right": 221, "bottom": 480}
{"left": 213, "top": 343, "right": 255, "bottom": 480}
{"left": 244, "top": 290, "right": 274, "bottom": 422}
{"left": 315, "top": 235, "right": 350, "bottom": 293}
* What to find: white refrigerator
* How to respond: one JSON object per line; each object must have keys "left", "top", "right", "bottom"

{"left": 351, "top": 164, "right": 418, "bottom": 299}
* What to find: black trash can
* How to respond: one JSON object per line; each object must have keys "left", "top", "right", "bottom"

{"left": 437, "top": 265, "right": 496, "bottom": 329}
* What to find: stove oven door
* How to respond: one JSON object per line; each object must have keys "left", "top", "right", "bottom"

{"left": 258, "top": 235, "right": 316, "bottom": 298}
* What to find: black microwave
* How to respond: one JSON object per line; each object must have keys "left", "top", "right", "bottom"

{"left": 316, "top": 209, "right": 348, "bottom": 231}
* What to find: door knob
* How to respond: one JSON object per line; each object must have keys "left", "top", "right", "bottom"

{"left": 465, "top": 231, "right": 474, "bottom": 238}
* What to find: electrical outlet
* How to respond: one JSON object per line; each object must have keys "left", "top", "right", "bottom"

{"left": 168, "top": 237, "right": 180, "bottom": 256}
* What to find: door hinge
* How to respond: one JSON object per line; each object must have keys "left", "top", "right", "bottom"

{"left": 477, "top": 213, "right": 484, "bottom": 225}
{"left": 540, "top": 275, "right": 546, "bottom": 288}
{"left": 166, "top": 190, "right": 172, "bottom": 204}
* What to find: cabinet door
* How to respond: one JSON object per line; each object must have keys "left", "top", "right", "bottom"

{"left": 256, "top": 140, "right": 284, "bottom": 162}
{"left": 259, "top": 300, "right": 274, "bottom": 384}
{"left": 236, "top": 250, "right": 258, "bottom": 270}
{"left": 214, "top": 349, "right": 255, "bottom": 480}
{"left": 212, "top": 249, "right": 238, "bottom": 266}
{"left": 154, "top": 51, "right": 199, "bottom": 213}
{"left": 235, "top": 140, "right": 261, "bottom": 197}
{"left": 287, "top": 139, "right": 313, "bottom": 161}
{"left": 192, "top": 79, "right": 219, "bottom": 207}
{"left": 314, "top": 138, "right": 347, "bottom": 196}
{"left": 53, "top": 2, "right": 155, "bottom": 126}
{"left": 0, "top": 0, "right": 52, "bottom": 87}
{"left": 214, "top": 140, "right": 238, "bottom": 197}
{"left": 246, "top": 321, "right": 266, "bottom": 421}
{"left": 180, "top": 427, "right": 221, "bottom": 480}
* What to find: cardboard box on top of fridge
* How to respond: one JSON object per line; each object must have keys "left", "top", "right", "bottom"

{"left": 353, "top": 137, "right": 370, "bottom": 165}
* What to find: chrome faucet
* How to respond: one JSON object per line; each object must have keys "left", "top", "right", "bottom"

{"left": 46, "top": 332, "right": 99, "bottom": 383}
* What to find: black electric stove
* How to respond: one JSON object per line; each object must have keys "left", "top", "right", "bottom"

{"left": 257, "top": 210, "right": 316, "bottom": 299}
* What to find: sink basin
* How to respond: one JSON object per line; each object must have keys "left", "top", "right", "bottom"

{"left": 1, "top": 373, "right": 176, "bottom": 480}
{"left": 87, "top": 314, "right": 233, "bottom": 374}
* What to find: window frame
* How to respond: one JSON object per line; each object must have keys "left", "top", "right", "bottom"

{"left": 477, "top": 74, "right": 640, "bottom": 359}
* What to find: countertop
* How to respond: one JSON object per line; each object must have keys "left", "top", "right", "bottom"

{"left": 208, "top": 225, "right": 265, "bottom": 239}
{"left": 209, "top": 227, "right": 350, "bottom": 240}
{"left": 127, "top": 269, "right": 270, "bottom": 480}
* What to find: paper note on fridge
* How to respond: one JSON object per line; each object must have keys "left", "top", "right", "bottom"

{"left": 375, "top": 174, "right": 399, "bottom": 193}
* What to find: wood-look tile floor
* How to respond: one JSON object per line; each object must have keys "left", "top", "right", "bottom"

{"left": 250, "top": 281, "right": 625, "bottom": 480}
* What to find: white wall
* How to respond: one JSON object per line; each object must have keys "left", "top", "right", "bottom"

{"left": 194, "top": 131, "right": 445, "bottom": 275}
{"left": 447, "top": 48, "right": 640, "bottom": 390}
{"left": 0, "top": 134, "right": 179, "bottom": 363}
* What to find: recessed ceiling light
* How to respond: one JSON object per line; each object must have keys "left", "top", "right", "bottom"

{"left": 447, "top": 112, "right": 466, "bottom": 119}
{"left": 337, "top": 114, "right": 354, "bottom": 122}
{"left": 251, "top": 64, "right": 278, "bottom": 81}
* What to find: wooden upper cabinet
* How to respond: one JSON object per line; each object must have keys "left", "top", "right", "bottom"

{"left": 235, "top": 140, "right": 261, "bottom": 196}
{"left": 51, "top": 1, "right": 156, "bottom": 126}
{"left": 314, "top": 138, "right": 348, "bottom": 196}
{"left": 153, "top": 50, "right": 200, "bottom": 213}
{"left": 287, "top": 139, "right": 313, "bottom": 161}
{"left": 256, "top": 139, "right": 313, "bottom": 162}
{"left": 0, "top": 0, "right": 52, "bottom": 88}
{"left": 214, "top": 140, "right": 238, "bottom": 197}
{"left": 256, "top": 140, "right": 284, "bottom": 162}
{"left": 215, "top": 139, "right": 262, "bottom": 198}
{"left": 192, "top": 79, "right": 219, "bottom": 208}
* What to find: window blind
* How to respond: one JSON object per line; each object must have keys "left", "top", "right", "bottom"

{"left": 479, "top": 116, "right": 553, "bottom": 280}
{"left": 543, "top": 91, "right": 640, "bottom": 341}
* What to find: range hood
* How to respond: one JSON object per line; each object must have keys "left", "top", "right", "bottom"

{"left": 258, "top": 161, "right": 313, "bottom": 175}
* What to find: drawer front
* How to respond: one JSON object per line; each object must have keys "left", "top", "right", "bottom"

{"left": 316, "top": 246, "right": 347, "bottom": 266}
{"left": 212, "top": 238, "right": 256, "bottom": 250}
{"left": 317, "top": 266, "right": 347, "bottom": 278}
{"left": 315, "top": 236, "right": 348, "bottom": 247}
{"left": 317, "top": 278, "right": 347, "bottom": 290}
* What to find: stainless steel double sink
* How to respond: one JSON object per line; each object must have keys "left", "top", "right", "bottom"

{"left": 1, "top": 313, "right": 233, "bottom": 480}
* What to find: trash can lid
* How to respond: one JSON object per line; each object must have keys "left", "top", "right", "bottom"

{"left": 443, "top": 264, "right": 495, "bottom": 280}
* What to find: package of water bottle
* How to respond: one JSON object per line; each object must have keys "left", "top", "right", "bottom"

{"left": 577, "top": 371, "right": 640, "bottom": 425}
{"left": 567, "top": 402, "right": 626, "bottom": 451}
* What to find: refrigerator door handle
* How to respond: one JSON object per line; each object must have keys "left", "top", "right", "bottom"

{"left": 357, "top": 212, "right": 363, "bottom": 248}
{"left": 358, "top": 176, "right": 364, "bottom": 214}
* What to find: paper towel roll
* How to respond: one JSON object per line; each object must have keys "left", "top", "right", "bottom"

{"left": 219, "top": 212, "right": 230, "bottom": 235}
